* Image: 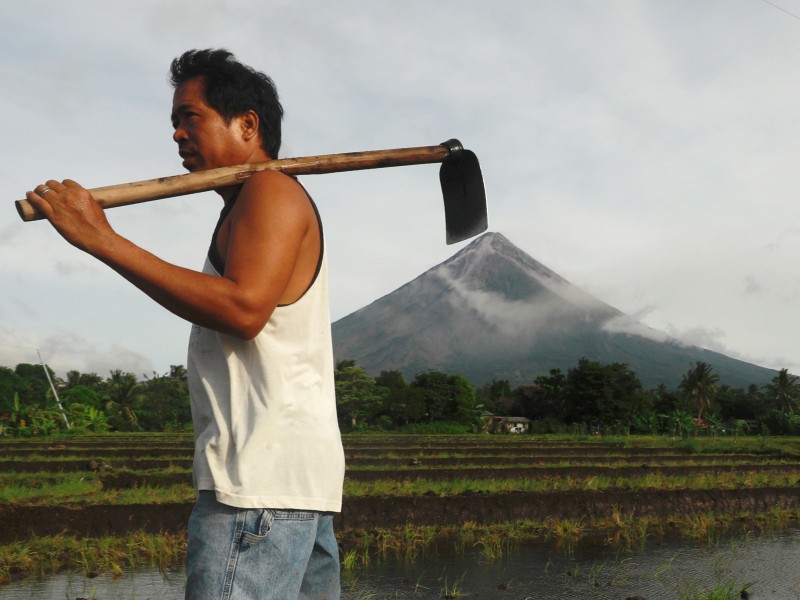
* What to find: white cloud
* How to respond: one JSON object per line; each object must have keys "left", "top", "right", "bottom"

{"left": 1, "top": 1, "right": 799, "bottom": 378}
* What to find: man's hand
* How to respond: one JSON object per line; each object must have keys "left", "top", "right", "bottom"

{"left": 26, "top": 179, "right": 116, "bottom": 255}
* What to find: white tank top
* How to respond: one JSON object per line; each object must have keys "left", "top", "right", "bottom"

{"left": 187, "top": 243, "right": 344, "bottom": 511}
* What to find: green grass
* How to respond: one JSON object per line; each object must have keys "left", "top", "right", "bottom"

{"left": 0, "top": 471, "right": 194, "bottom": 505}
{"left": 3, "top": 431, "right": 800, "bottom": 506}
{"left": 3, "top": 432, "right": 800, "bottom": 584}
{"left": 0, "top": 509, "right": 796, "bottom": 583}
{"left": 679, "top": 580, "right": 754, "bottom": 600}
{"left": 342, "top": 469, "right": 800, "bottom": 497}
{"left": 0, "top": 532, "right": 185, "bottom": 584}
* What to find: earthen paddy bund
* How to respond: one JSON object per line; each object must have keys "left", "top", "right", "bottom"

{"left": 2, "top": 433, "right": 800, "bottom": 598}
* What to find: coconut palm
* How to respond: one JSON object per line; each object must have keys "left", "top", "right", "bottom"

{"left": 168, "top": 365, "right": 187, "bottom": 381}
{"left": 678, "top": 361, "right": 719, "bottom": 420}
{"left": 764, "top": 368, "right": 800, "bottom": 414}
{"left": 104, "top": 369, "right": 143, "bottom": 429}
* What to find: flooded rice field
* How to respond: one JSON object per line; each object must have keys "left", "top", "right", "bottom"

{"left": 3, "top": 528, "right": 800, "bottom": 599}
{"left": 5, "top": 434, "right": 800, "bottom": 598}
{"left": 341, "top": 529, "right": 800, "bottom": 599}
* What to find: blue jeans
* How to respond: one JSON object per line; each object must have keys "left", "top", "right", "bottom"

{"left": 185, "top": 491, "right": 340, "bottom": 600}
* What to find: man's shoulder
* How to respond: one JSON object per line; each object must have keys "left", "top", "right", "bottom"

{"left": 229, "top": 170, "right": 315, "bottom": 234}
{"left": 245, "top": 169, "right": 304, "bottom": 192}
{"left": 237, "top": 170, "right": 309, "bottom": 207}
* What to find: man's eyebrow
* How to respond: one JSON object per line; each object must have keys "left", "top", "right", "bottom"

{"left": 170, "top": 104, "right": 189, "bottom": 123}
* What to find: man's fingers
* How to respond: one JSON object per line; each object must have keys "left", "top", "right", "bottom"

{"left": 44, "top": 179, "right": 69, "bottom": 193}
{"left": 31, "top": 180, "right": 66, "bottom": 198}
{"left": 24, "top": 189, "right": 54, "bottom": 218}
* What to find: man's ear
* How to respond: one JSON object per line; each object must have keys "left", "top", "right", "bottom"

{"left": 239, "top": 110, "right": 260, "bottom": 143}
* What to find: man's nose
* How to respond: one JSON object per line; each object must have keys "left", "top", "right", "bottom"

{"left": 173, "top": 127, "right": 187, "bottom": 144}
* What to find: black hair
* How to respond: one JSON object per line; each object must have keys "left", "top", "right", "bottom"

{"left": 169, "top": 49, "right": 283, "bottom": 159}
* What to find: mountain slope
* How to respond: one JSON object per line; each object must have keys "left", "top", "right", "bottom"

{"left": 332, "top": 232, "right": 776, "bottom": 389}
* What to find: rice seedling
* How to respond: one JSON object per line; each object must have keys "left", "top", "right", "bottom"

{"left": 401, "top": 524, "right": 437, "bottom": 561}
{"left": 546, "top": 517, "right": 584, "bottom": 539}
{"left": 439, "top": 572, "right": 465, "bottom": 599}
{"left": 452, "top": 521, "right": 479, "bottom": 555}
{"left": 340, "top": 549, "right": 359, "bottom": 572}
{"left": 0, "top": 532, "right": 186, "bottom": 584}
{"left": 474, "top": 533, "right": 508, "bottom": 561}
{"left": 751, "top": 506, "right": 799, "bottom": 532}
{"left": 678, "top": 580, "right": 754, "bottom": 600}
{"left": 679, "top": 512, "right": 722, "bottom": 544}
{"left": 607, "top": 505, "right": 649, "bottom": 550}
{"left": 652, "top": 553, "right": 678, "bottom": 580}
{"left": 357, "top": 530, "right": 373, "bottom": 567}
{"left": 0, "top": 473, "right": 101, "bottom": 504}
{"left": 587, "top": 561, "right": 606, "bottom": 586}
{"left": 343, "top": 468, "right": 800, "bottom": 498}
{"left": 545, "top": 517, "right": 585, "bottom": 555}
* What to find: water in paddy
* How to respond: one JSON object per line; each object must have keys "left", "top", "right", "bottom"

{"left": 3, "top": 529, "right": 800, "bottom": 599}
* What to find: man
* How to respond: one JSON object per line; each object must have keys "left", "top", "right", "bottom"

{"left": 26, "top": 49, "right": 345, "bottom": 600}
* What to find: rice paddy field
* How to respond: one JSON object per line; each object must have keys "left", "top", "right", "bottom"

{"left": 2, "top": 432, "right": 800, "bottom": 596}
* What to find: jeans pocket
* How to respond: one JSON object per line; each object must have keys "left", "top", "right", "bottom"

{"left": 240, "top": 508, "right": 274, "bottom": 547}
{"left": 272, "top": 509, "right": 317, "bottom": 521}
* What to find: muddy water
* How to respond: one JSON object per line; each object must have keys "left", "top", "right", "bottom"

{"left": 342, "top": 529, "right": 800, "bottom": 599}
{"left": 3, "top": 530, "right": 800, "bottom": 599}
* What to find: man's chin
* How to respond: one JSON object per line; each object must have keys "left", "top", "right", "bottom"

{"left": 182, "top": 158, "right": 202, "bottom": 172}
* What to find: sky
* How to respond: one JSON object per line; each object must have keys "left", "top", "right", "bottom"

{"left": 2, "top": 0, "right": 800, "bottom": 380}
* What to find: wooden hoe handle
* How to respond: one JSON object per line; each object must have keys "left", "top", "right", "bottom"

{"left": 16, "top": 143, "right": 453, "bottom": 222}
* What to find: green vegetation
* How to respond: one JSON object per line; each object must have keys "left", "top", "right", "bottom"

{"left": 0, "top": 507, "right": 790, "bottom": 585}
{"left": 679, "top": 580, "right": 754, "bottom": 600}
{"left": 342, "top": 470, "right": 800, "bottom": 496}
{"left": 0, "top": 532, "right": 185, "bottom": 585}
{"left": 1, "top": 357, "right": 799, "bottom": 438}
{"left": 2, "top": 433, "right": 799, "bottom": 509}
{"left": 0, "top": 364, "right": 191, "bottom": 437}
{"left": 0, "top": 479, "right": 194, "bottom": 506}
{"left": 336, "top": 506, "right": 799, "bottom": 567}
{"left": 0, "top": 352, "right": 797, "bottom": 593}
{"left": 2, "top": 432, "right": 800, "bottom": 589}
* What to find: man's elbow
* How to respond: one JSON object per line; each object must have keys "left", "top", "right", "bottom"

{"left": 227, "top": 310, "right": 271, "bottom": 340}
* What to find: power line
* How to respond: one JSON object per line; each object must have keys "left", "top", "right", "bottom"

{"left": 761, "top": 0, "right": 800, "bottom": 23}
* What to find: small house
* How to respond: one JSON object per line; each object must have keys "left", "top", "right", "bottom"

{"left": 480, "top": 412, "right": 531, "bottom": 434}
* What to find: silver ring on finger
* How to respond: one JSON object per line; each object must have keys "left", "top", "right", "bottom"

{"left": 39, "top": 186, "right": 52, "bottom": 195}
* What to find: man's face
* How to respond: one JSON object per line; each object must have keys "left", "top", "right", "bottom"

{"left": 171, "top": 77, "right": 245, "bottom": 172}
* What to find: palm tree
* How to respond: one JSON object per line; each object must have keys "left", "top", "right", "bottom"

{"left": 105, "top": 370, "right": 143, "bottom": 429}
{"left": 169, "top": 365, "right": 188, "bottom": 381}
{"left": 678, "top": 362, "right": 720, "bottom": 420}
{"left": 65, "top": 370, "right": 82, "bottom": 388}
{"left": 764, "top": 368, "right": 800, "bottom": 414}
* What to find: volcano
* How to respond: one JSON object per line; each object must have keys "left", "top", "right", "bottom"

{"left": 331, "top": 232, "right": 776, "bottom": 389}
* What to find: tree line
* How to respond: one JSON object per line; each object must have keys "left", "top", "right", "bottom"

{"left": 480, "top": 359, "right": 799, "bottom": 437}
{"left": 0, "top": 358, "right": 798, "bottom": 437}
{"left": 0, "top": 364, "right": 191, "bottom": 436}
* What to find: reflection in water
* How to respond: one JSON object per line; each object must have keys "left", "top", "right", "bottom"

{"left": 3, "top": 530, "right": 800, "bottom": 599}
{"left": 0, "top": 568, "right": 184, "bottom": 599}
{"left": 343, "top": 529, "right": 800, "bottom": 599}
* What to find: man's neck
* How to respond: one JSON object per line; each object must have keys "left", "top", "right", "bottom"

{"left": 217, "top": 185, "right": 242, "bottom": 205}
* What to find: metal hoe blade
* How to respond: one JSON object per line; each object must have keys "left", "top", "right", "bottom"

{"left": 439, "top": 139, "right": 488, "bottom": 244}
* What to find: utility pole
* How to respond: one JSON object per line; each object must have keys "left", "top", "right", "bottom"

{"left": 36, "top": 350, "right": 70, "bottom": 429}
